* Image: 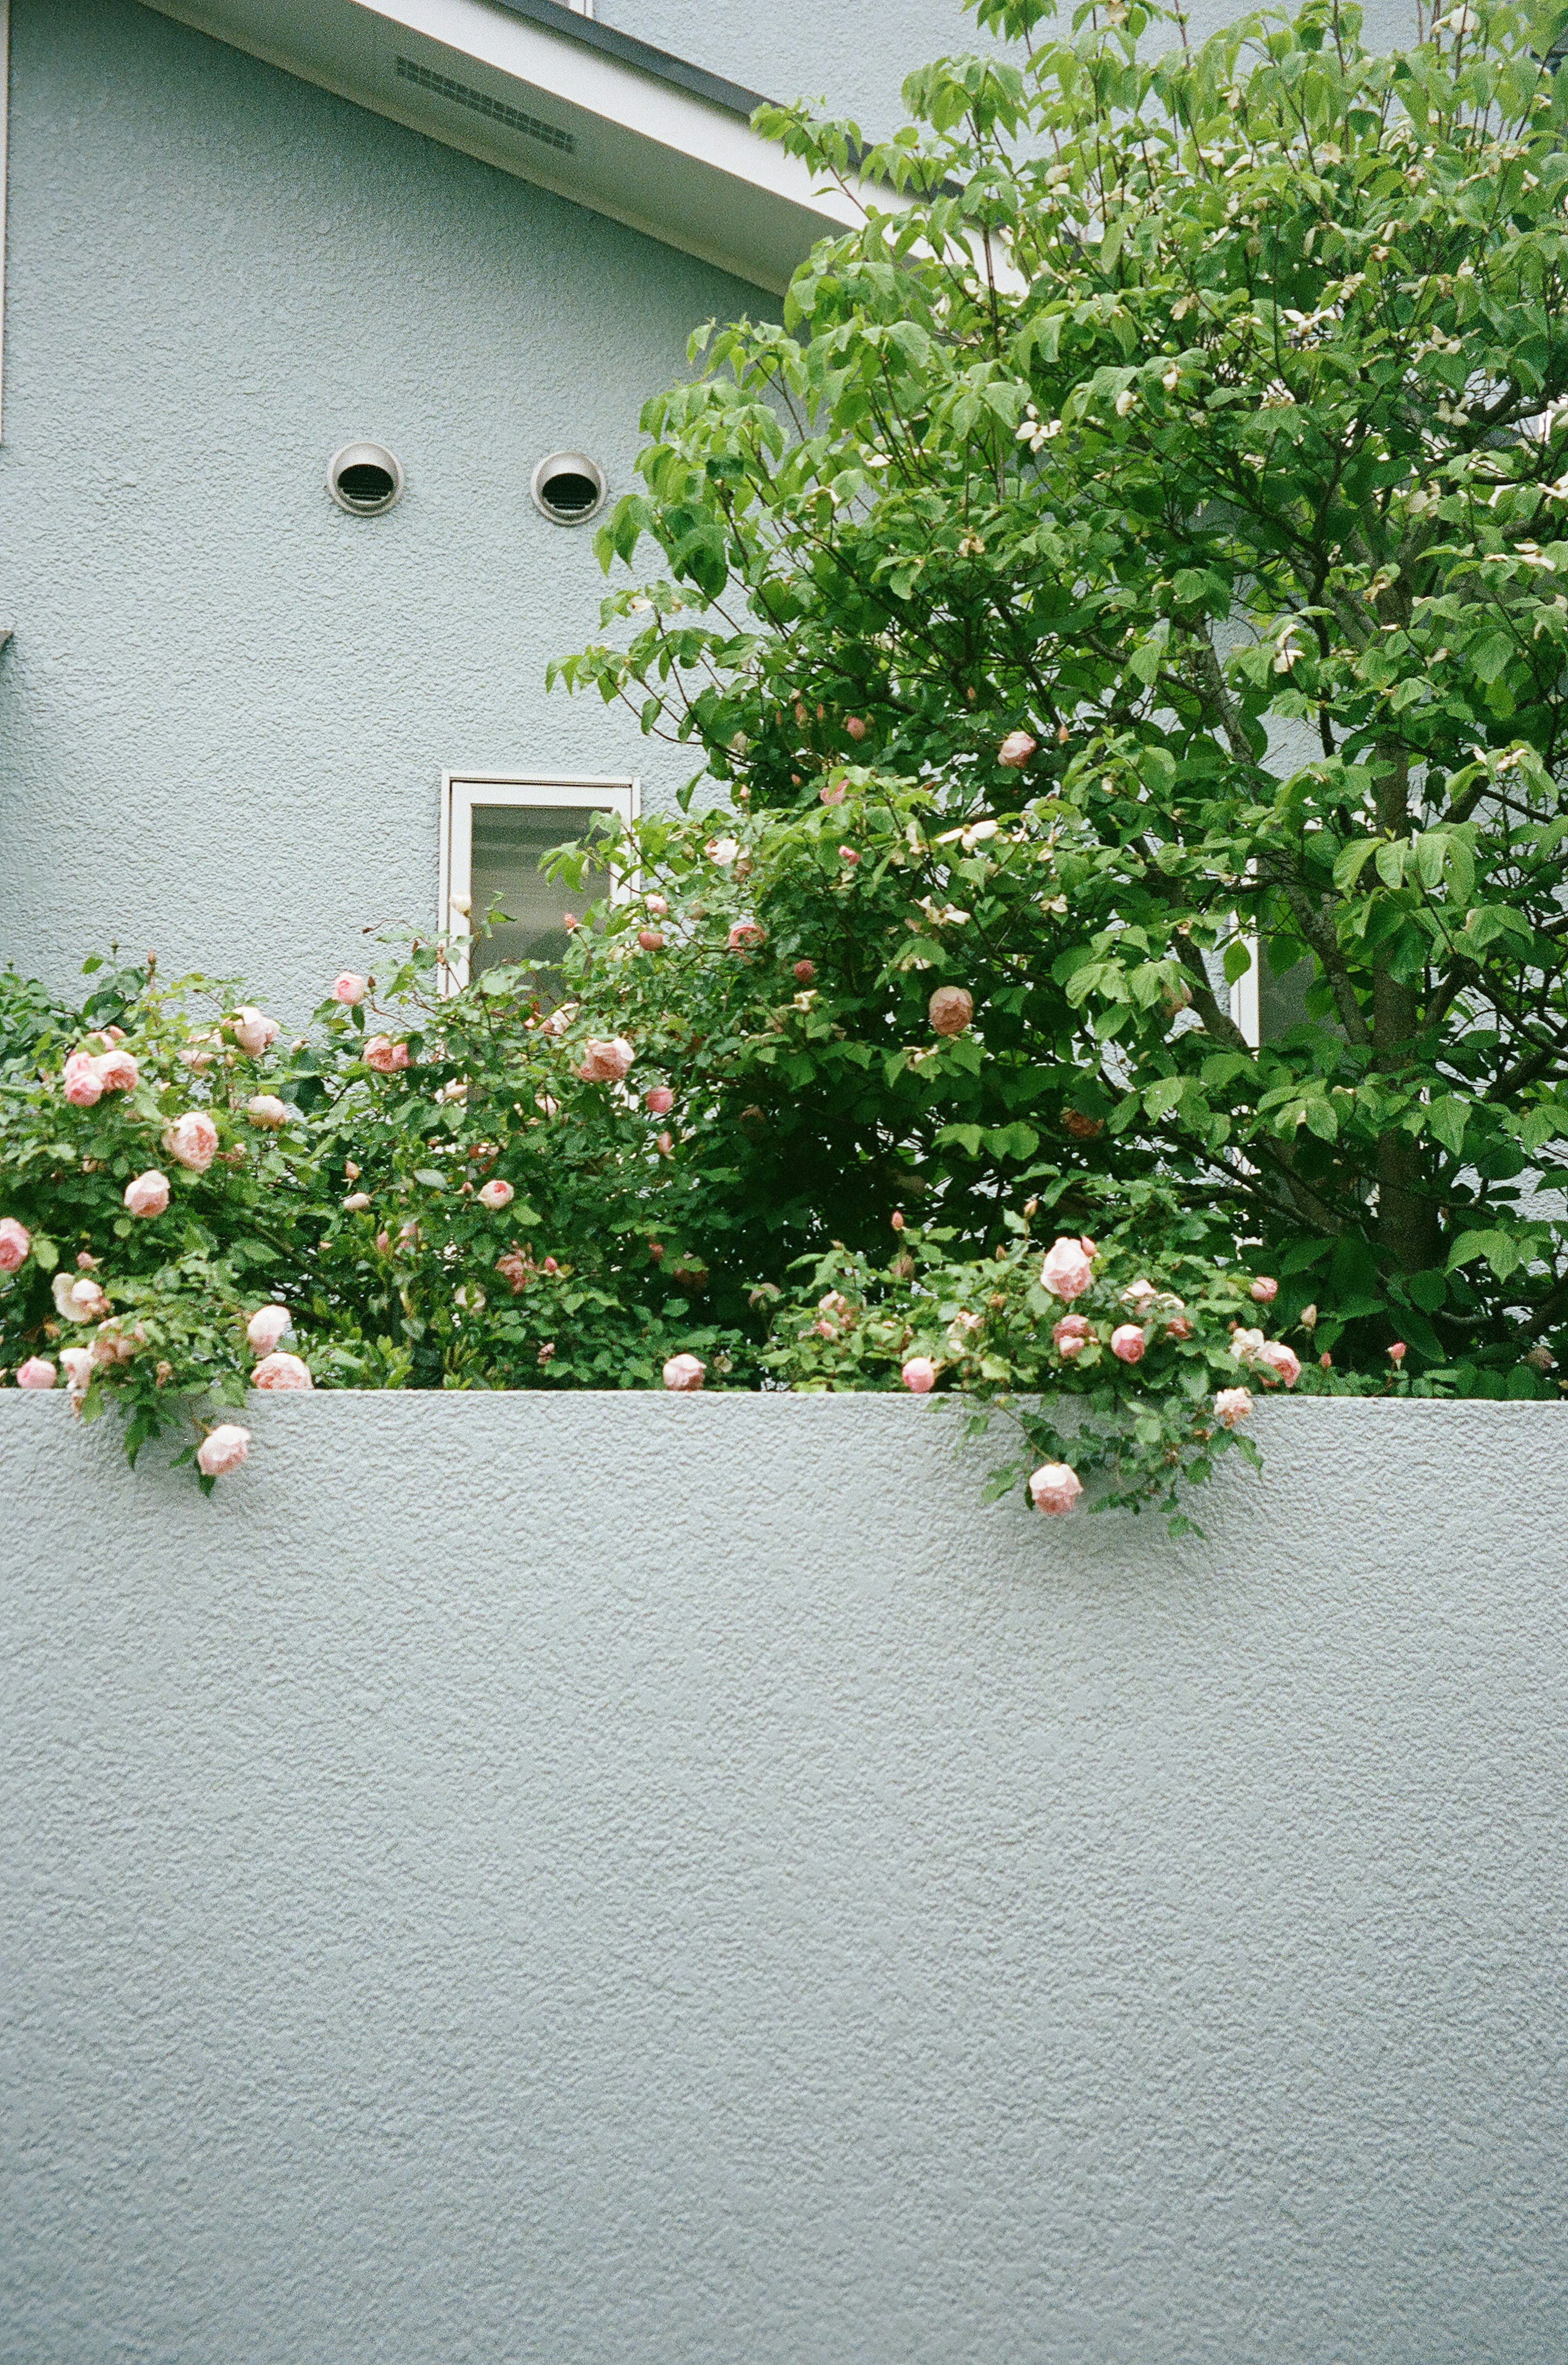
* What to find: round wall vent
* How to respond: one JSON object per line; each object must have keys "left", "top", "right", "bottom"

{"left": 327, "top": 442, "right": 404, "bottom": 516}
{"left": 531, "top": 451, "right": 607, "bottom": 526}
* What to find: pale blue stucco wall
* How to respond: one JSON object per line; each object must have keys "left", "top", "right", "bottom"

{"left": 605, "top": 0, "right": 1421, "bottom": 142}
{"left": 0, "top": 0, "right": 765, "bottom": 1016}
{"left": 2, "top": 1393, "right": 1566, "bottom": 2362}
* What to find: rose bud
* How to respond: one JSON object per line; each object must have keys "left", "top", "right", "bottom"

{"left": 342, "top": 1192, "right": 372, "bottom": 1211}
{"left": 644, "top": 895, "right": 669, "bottom": 918}
{"left": 901, "top": 1356, "right": 937, "bottom": 1394}
{"left": 998, "top": 730, "right": 1038, "bottom": 769}
{"left": 246, "top": 1094, "right": 289, "bottom": 1129}
{"left": 793, "top": 960, "right": 816, "bottom": 984}
{"left": 637, "top": 929, "right": 666, "bottom": 951}
{"left": 16, "top": 1356, "right": 57, "bottom": 1389}
{"left": 332, "top": 973, "right": 368, "bottom": 1004}
{"left": 655, "top": 1131, "right": 675, "bottom": 1156}
{"left": 845, "top": 716, "right": 867, "bottom": 741}
{"left": 1249, "top": 1276, "right": 1278, "bottom": 1303}
{"left": 662, "top": 1352, "right": 705, "bottom": 1391}
{"left": 839, "top": 845, "right": 861, "bottom": 865}
{"left": 820, "top": 780, "right": 846, "bottom": 806}
{"left": 1387, "top": 1341, "right": 1407, "bottom": 1365}
{"left": 644, "top": 1087, "right": 674, "bottom": 1116}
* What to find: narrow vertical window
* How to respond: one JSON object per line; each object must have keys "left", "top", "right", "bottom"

{"left": 439, "top": 775, "right": 638, "bottom": 991}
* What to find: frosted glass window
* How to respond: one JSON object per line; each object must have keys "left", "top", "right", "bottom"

{"left": 469, "top": 805, "right": 610, "bottom": 980}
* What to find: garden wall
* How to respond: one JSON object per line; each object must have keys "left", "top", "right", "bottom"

{"left": 3, "top": 1393, "right": 1566, "bottom": 2365}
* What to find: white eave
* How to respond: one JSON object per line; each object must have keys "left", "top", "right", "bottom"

{"left": 137, "top": 0, "right": 885, "bottom": 293}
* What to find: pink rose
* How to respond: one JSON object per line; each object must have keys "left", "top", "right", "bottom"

{"left": 845, "top": 716, "right": 868, "bottom": 741}
{"left": 820, "top": 780, "right": 846, "bottom": 806}
{"left": 644, "top": 895, "right": 669, "bottom": 918}
{"left": 1053, "top": 1313, "right": 1092, "bottom": 1356}
{"left": 163, "top": 1111, "right": 219, "bottom": 1173}
{"left": 363, "top": 1035, "right": 410, "bottom": 1073}
{"left": 1120, "top": 1278, "right": 1158, "bottom": 1311}
{"left": 1231, "top": 1326, "right": 1267, "bottom": 1364}
{"left": 1041, "top": 1236, "right": 1094, "bottom": 1301}
{"left": 332, "top": 973, "right": 368, "bottom": 1005}
{"left": 999, "top": 730, "right": 1038, "bottom": 769}
{"left": 495, "top": 1250, "right": 528, "bottom": 1292}
{"left": 0, "top": 1218, "right": 31, "bottom": 1272}
{"left": 901, "top": 1356, "right": 938, "bottom": 1394}
{"left": 637, "top": 929, "right": 666, "bottom": 951}
{"left": 1110, "top": 1323, "right": 1146, "bottom": 1365}
{"left": 839, "top": 845, "right": 861, "bottom": 865}
{"left": 232, "top": 1006, "right": 280, "bottom": 1057}
{"left": 1029, "top": 1461, "right": 1082, "bottom": 1515}
{"left": 52, "top": 1271, "right": 110, "bottom": 1323}
{"left": 246, "top": 1305, "right": 293, "bottom": 1355}
{"left": 928, "top": 985, "right": 975, "bottom": 1037}
{"left": 375, "top": 1230, "right": 391, "bottom": 1254}
{"left": 1250, "top": 1275, "right": 1278, "bottom": 1303}
{"left": 662, "top": 1352, "right": 705, "bottom": 1391}
{"left": 62, "top": 1052, "right": 104, "bottom": 1108}
{"left": 1078, "top": 1236, "right": 1097, "bottom": 1258}
{"left": 655, "top": 1131, "right": 674, "bottom": 1155}
{"left": 123, "top": 1170, "right": 170, "bottom": 1217}
{"left": 577, "top": 1037, "right": 634, "bottom": 1084}
{"left": 96, "top": 1047, "right": 140, "bottom": 1092}
{"left": 1388, "top": 1341, "right": 1407, "bottom": 1365}
{"left": 728, "top": 920, "right": 766, "bottom": 950}
{"left": 93, "top": 1321, "right": 144, "bottom": 1365}
{"left": 16, "top": 1356, "right": 56, "bottom": 1390}
{"left": 1257, "top": 1339, "right": 1301, "bottom": 1387}
{"left": 59, "top": 1346, "right": 96, "bottom": 1394}
{"left": 478, "top": 1178, "right": 514, "bottom": 1211}
{"left": 197, "top": 1423, "right": 252, "bottom": 1476}
{"left": 342, "top": 1192, "right": 372, "bottom": 1212}
{"left": 181, "top": 1032, "right": 220, "bottom": 1072}
{"left": 252, "top": 1350, "right": 313, "bottom": 1391}
{"left": 246, "top": 1094, "right": 288, "bottom": 1129}
{"left": 1213, "top": 1386, "right": 1253, "bottom": 1428}
{"left": 793, "top": 960, "right": 816, "bottom": 984}
{"left": 644, "top": 1087, "right": 674, "bottom": 1116}
{"left": 1165, "top": 1312, "right": 1193, "bottom": 1341}
{"left": 705, "top": 836, "right": 739, "bottom": 865}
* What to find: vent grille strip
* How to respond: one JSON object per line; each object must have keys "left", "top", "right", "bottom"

{"left": 395, "top": 56, "right": 577, "bottom": 156}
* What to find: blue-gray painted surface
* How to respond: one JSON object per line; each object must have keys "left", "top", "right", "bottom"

{"left": 0, "top": 0, "right": 762, "bottom": 1015}
{"left": 604, "top": 0, "right": 1421, "bottom": 141}
{"left": 3, "top": 1392, "right": 1565, "bottom": 2363}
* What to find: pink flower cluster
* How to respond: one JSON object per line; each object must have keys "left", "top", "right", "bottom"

{"left": 62, "top": 1044, "right": 140, "bottom": 1106}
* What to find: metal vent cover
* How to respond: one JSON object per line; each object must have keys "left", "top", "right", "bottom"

{"left": 394, "top": 56, "right": 577, "bottom": 156}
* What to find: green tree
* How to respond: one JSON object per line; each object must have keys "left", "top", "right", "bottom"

{"left": 555, "top": 0, "right": 1568, "bottom": 1383}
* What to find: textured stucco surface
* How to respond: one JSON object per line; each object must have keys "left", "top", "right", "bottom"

{"left": 0, "top": 0, "right": 764, "bottom": 1015}
{"left": 3, "top": 1391, "right": 1566, "bottom": 2363}
{"left": 605, "top": 0, "right": 1421, "bottom": 141}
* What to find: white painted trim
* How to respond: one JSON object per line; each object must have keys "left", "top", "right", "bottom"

{"left": 0, "top": 0, "right": 10, "bottom": 444}
{"left": 136, "top": 0, "right": 887, "bottom": 292}
{"left": 1230, "top": 931, "right": 1261, "bottom": 1049}
{"left": 439, "top": 770, "right": 639, "bottom": 991}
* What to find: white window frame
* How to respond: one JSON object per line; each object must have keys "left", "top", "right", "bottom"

{"left": 1230, "top": 933, "right": 1261, "bottom": 1049}
{"left": 438, "top": 771, "right": 639, "bottom": 993}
